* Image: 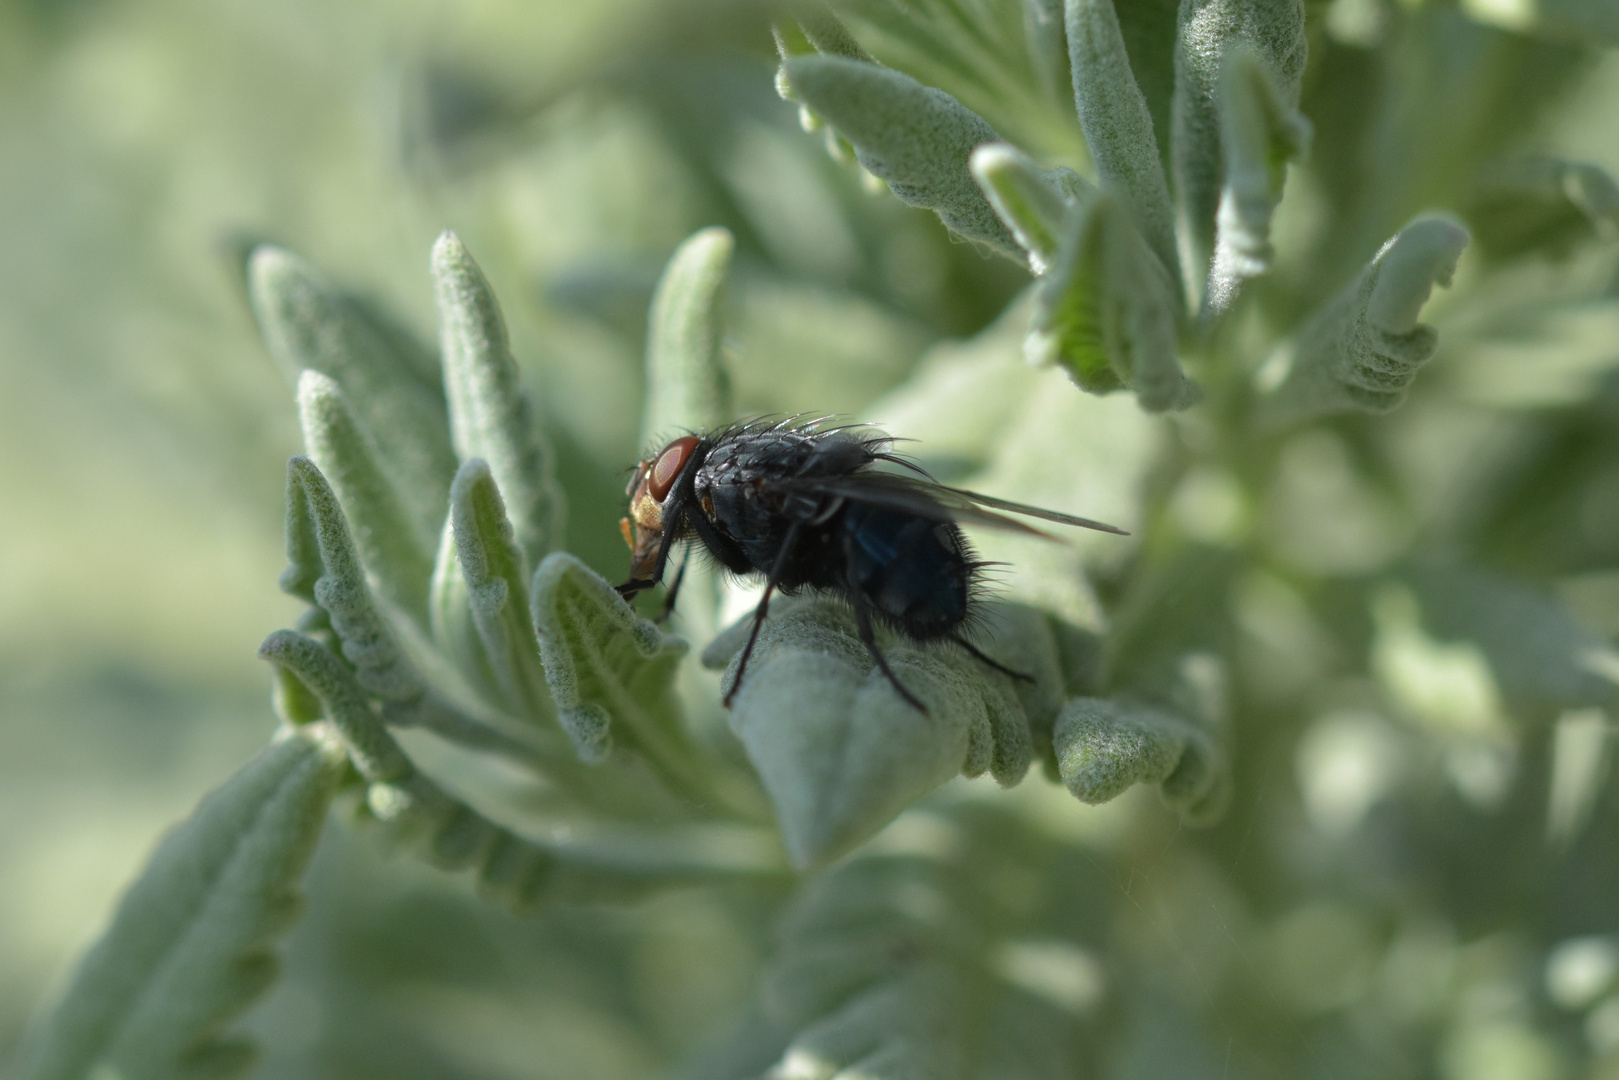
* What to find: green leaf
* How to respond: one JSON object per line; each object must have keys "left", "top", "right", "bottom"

{"left": 432, "top": 231, "right": 565, "bottom": 567}
{"left": 296, "top": 370, "right": 435, "bottom": 626}
{"left": 1260, "top": 215, "right": 1470, "bottom": 422}
{"left": 794, "top": 4, "right": 876, "bottom": 63}
{"left": 1172, "top": 0, "right": 1308, "bottom": 283}
{"left": 781, "top": 55, "right": 1022, "bottom": 258}
{"left": 1053, "top": 696, "right": 1229, "bottom": 822}
{"left": 282, "top": 456, "right": 426, "bottom": 707}
{"left": 969, "top": 143, "right": 1096, "bottom": 274}
{"left": 528, "top": 553, "right": 717, "bottom": 798}
{"left": 448, "top": 460, "right": 551, "bottom": 723}
{"left": 1203, "top": 42, "right": 1312, "bottom": 317}
{"left": 248, "top": 245, "right": 458, "bottom": 541}
{"left": 11, "top": 726, "right": 346, "bottom": 1080}
{"left": 641, "top": 227, "right": 735, "bottom": 446}
{"left": 1065, "top": 0, "right": 1183, "bottom": 297}
{"left": 1467, "top": 155, "right": 1619, "bottom": 261}
{"left": 259, "top": 631, "right": 769, "bottom": 905}
{"left": 713, "top": 599, "right": 1034, "bottom": 868}
{"left": 1029, "top": 192, "right": 1200, "bottom": 411}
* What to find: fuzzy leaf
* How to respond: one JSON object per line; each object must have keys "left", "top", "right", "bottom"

{"left": 296, "top": 370, "right": 434, "bottom": 625}
{"left": 528, "top": 553, "right": 719, "bottom": 796}
{"left": 1172, "top": 0, "right": 1308, "bottom": 281}
{"left": 969, "top": 143, "right": 1096, "bottom": 274}
{"left": 1261, "top": 215, "right": 1470, "bottom": 421}
{"left": 794, "top": 4, "right": 876, "bottom": 63}
{"left": 259, "top": 631, "right": 769, "bottom": 905}
{"left": 714, "top": 600, "right": 1033, "bottom": 868}
{"left": 433, "top": 232, "right": 565, "bottom": 566}
{"left": 1468, "top": 155, "right": 1619, "bottom": 261}
{"left": 11, "top": 726, "right": 347, "bottom": 1080}
{"left": 282, "top": 456, "right": 426, "bottom": 707}
{"left": 641, "top": 227, "right": 735, "bottom": 446}
{"left": 448, "top": 460, "right": 551, "bottom": 722}
{"left": 1054, "top": 696, "right": 1229, "bottom": 822}
{"left": 1030, "top": 192, "right": 1199, "bottom": 411}
{"left": 781, "top": 55, "right": 1021, "bottom": 257}
{"left": 1202, "top": 42, "right": 1312, "bottom": 317}
{"left": 248, "top": 246, "right": 458, "bottom": 540}
{"left": 1065, "top": 0, "right": 1182, "bottom": 295}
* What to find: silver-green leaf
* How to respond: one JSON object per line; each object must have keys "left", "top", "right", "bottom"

{"left": 248, "top": 245, "right": 458, "bottom": 540}
{"left": 283, "top": 456, "right": 426, "bottom": 707}
{"left": 1065, "top": 0, "right": 1182, "bottom": 296}
{"left": 1260, "top": 214, "right": 1470, "bottom": 422}
{"left": 782, "top": 55, "right": 1021, "bottom": 257}
{"left": 715, "top": 599, "right": 1033, "bottom": 868}
{"left": 11, "top": 726, "right": 347, "bottom": 1080}
{"left": 433, "top": 231, "right": 564, "bottom": 566}
{"left": 260, "top": 630, "right": 767, "bottom": 905}
{"left": 1053, "top": 696, "right": 1229, "bottom": 822}
{"left": 528, "top": 553, "right": 715, "bottom": 799}
{"left": 1029, "top": 192, "right": 1200, "bottom": 411}
{"left": 296, "top": 370, "right": 435, "bottom": 626}
{"left": 641, "top": 226, "right": 735, "bottom": 446}
{"left": 1172, "top": 0, "right": 1307, "bottom": 282}
{"left": 970, "top": 143, "right": 1096, "bottom": 274}
{"left": 1202, "top": 42, "right": 1312, "bottom": 317}
{"left": 449, "top": 459, "right": 551, "bottom": 723}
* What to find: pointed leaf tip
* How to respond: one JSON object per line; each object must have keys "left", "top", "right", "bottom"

{"left": 782, "top": 55, "right": 1021, "bottom": 259}
{"left": 642, "top": 227, "right": 735, "bottom": 445}
{"left": 1065, "top": 0, "right": 1182, "bottom": 295}
{"left": 433, "top": 232, "right": 565, "bottom": 564}
{"left": 249, "top": 244, "right": 457, "bottom": 540}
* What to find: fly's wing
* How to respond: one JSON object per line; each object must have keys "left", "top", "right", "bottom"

{"left": 780, "top": 473, "right": 1128, "bottom": 539}
{"left": 944, "top": 486, "right": 1129, "bottom": 535}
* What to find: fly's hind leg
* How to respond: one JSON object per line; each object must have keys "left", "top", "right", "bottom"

{"left": 950, "top": 634, "right": 1035, "bottom": 684}
{"left": 853, "top": 601, "right": 928, "bottom": 714}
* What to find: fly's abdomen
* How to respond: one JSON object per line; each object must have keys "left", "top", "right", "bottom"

{"left": 842, "top": 503, "right": 970, "bottom": 638}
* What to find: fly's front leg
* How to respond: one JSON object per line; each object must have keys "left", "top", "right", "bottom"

{"left": 722, "top": 520, "right": 802, "bottom": 709}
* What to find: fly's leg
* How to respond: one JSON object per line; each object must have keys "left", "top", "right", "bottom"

{"left": 853, "top": 601, "right": 928, "bottom": 714}
{"left": 950, "top": 634, "right": 1035, "bottom": 683}
{"left": 722, "top": 521, "right": 802, "bottom": 709}
{"left": 615, "top": 578, "right": 655, "bottom": 600}
{"left": 656, "top": 552, "right": 689, "bottom": 624}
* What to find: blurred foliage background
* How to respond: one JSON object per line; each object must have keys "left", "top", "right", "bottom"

{"left": 3, "top": 0, "right": 1619, "bottom": 1077}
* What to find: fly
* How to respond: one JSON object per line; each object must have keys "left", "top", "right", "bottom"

{"left": 616, "top": 418, "right": 1127, "bottom": 712}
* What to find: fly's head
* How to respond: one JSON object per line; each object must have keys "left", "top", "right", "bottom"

{"left": 620, "top": 435, "right": 701, "bottom": 582}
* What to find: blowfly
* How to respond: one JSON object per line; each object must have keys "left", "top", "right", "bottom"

{"left": 617, "top": 418, "right": 1126, "bottom": 712}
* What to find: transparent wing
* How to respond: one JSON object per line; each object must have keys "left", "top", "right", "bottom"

{"left": 780, "top": 473, "right": 1127, "bottom": 539}
{"left": 944, "top": 486, "right": 1129, "bottom": 535}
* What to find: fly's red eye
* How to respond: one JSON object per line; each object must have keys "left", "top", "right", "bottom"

{"left": 648, "top": 436, "right": 699, "bottom": 502}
